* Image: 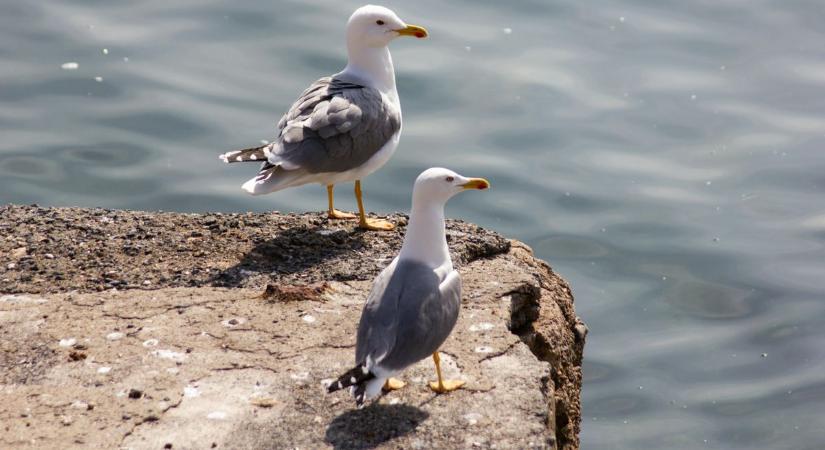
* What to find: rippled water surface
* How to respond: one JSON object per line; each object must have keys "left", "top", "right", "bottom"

{"left": 3, "top": 1, "right": 825, "bottom": 448}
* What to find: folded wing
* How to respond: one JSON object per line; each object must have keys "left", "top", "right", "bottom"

{"left": 356, "top": 260, "right": 462, "bottom": 373}
{"left": 273, "top": 77, "right": 401, "bottom": 174}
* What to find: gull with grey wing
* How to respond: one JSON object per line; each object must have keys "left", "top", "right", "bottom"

{"left": 327, "top": 168, "right": 491, "bottom": 407}
{"left": 219, "top": 5, "right": 427, "bottom": 231}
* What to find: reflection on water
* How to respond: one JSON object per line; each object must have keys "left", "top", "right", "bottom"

{"left": 664, "top": 280, "right": 753, "bottom": 319}
{"left": 2, "top": 0, "right": 825, "bottom": 448}
{"left": 0, "top": 156, "right": 61, "bottom": 177}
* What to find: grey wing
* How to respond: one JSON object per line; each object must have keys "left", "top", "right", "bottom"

{"left": 355, "top": 260, "right": 401, "bottom": 366}
{"left": 269, "top": 77, "right": 401, "bottom": 174}
{"left": 380, "top": 269, "right": 461, "bottom": 371}
{"left": 357, "top": 261, "right": 462, "bottom": 372}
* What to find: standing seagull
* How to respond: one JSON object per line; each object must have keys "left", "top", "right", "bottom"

{"left": 219, "top": 5, "right": 427, "bottom": 230}
{"left": 327, "top": 168, "right": 490, "bottom": 407}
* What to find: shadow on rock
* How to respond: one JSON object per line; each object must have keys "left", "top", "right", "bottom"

{"left": 212, "top": 225, "right": 368, "bottom": 287}
{"left": 325, "top": 404, "right": 429, "bottom": 450}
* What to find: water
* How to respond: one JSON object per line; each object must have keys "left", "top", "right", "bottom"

{"left": 2, "top": 1, "right": 824, "bottom": 448}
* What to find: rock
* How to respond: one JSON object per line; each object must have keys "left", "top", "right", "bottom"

{"left": 0, "top": 205, "right": 585, "bottom": 449}
{"left": 0, "top": 204, "right": 511, "bottom": 294}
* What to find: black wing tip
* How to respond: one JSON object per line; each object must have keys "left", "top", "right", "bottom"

{"left": 219, "top": 145, "right": 268, "bottom": 164}
{"left": 326, "top": 379, "right": 344, "bottom": 394}
{"left": 327, "top": 364, "right": 374, "bottom": 396}
{"left": 353, "top": 381, "right": 369, "bottom": 408}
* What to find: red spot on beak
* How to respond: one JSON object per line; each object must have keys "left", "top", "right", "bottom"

{"left": 462, "top": 178, "right": 491, "bottom": 190}
{"left": 415, "top": 31, "right": 425, "bottom": 38}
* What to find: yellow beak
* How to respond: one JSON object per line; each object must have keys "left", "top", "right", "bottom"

{"left": 460, "top": 178, "right": 491, "bottom": 190}
{"left": 395, "top": 24, "right": 428, "bottom": 39}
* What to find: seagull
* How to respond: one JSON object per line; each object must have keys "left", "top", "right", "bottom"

{"left": 326, "top": 168, "right": 490, "bottom": 407}
{"left": 219, "top": 5, "right": 427, "bottom": 231}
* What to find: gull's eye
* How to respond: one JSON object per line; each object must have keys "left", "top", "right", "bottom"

{"left": 445, "top": 176, "right": 454, "bottom": 183}
{"left": 376, "top": 20, "right": 385, "bottom": 25}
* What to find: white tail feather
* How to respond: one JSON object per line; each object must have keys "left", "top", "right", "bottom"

{"left": 241, "top": 171, "right": 310, "bottom": 195}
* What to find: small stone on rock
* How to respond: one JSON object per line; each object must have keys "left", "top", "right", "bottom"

{"left": 250, "top": 395, "right": 278, "bottom": 408}
{"left": 290, "top": 371, "right": 310, "bottom": 381}
{"left": 222, "top": 317, "right": 245, "bottom": 327}
{"left": 183, "top": 385, "right": 200, "bottom": 398}
{"left": 106, "top": 332, "right": 124, "bottom": 341}
{"left": 469, "top": 322, "right": 495, "bottom": 332}
{"left": 207, "top": 411, "right": 227, "bottom": 420}
{"left": 464, "top": 412, "right": 483, "bottom": 425}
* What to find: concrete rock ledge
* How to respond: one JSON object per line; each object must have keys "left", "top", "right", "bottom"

{"left": 0, "top": 204, "right": 586, "bottom": 449}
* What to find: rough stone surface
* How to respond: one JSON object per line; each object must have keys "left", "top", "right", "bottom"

{"left": 0, "top": 205, "right": 508, "bottom": 295}
{"left": 0, "top": 205, "right": 586, "bottom": 449}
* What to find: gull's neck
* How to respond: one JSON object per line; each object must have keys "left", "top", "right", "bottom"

{"left": 398, "top": 199, "right": 451, "bottom": 271}
{"left": 341, "top": 43, "right": 397, "bottom": 98}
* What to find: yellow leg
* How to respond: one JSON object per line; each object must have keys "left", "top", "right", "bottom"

{"left": 354, "top": 180, "right": 394, "bottom": 231}
{"left": 327, "top": 185, "right": 356, "bottom": 219}
{"left": 382, "top": 377, "right": 406, "bottom": 391}
{"left": 428, "top": 351, "right": 465, "bottom": 393}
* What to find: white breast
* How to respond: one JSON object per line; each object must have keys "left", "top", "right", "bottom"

{"left": 309, "top": 130, "right": 401, "bottom": 186}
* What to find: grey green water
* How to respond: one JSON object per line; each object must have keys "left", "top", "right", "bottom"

{"left": 2, "top": 1, "right": 825, "bottom": 448}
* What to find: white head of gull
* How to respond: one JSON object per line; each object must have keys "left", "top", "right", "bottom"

{"left": 399, "top": 168, "right": 491, "bottom": 271}
{"left": 341, "top": 5, "right": 428, "bottom": 94}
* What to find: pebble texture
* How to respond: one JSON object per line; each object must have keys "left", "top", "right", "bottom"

{"left": 0, "top": 205, "right": 508, "bottom": 294}
{"left": 0, "top": 205, "right": 586, "bottom": 449}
